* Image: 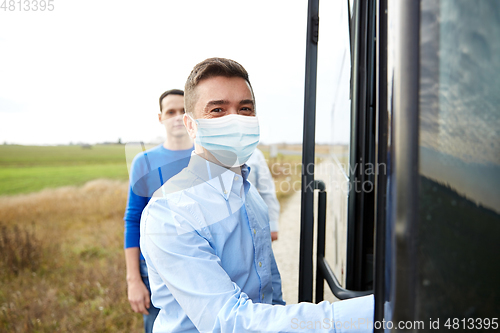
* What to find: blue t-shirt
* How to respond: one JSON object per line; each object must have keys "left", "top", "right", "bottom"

{"left": 124, "top": 144, "right": 193, "bottom": 259}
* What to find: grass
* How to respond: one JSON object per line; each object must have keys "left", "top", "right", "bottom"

{"left": 0, "top": 145, "right": 126, "bottom": 167}
{"left": 0, "top": 144, "right": 338, "bottom": 331}
{"left": 0, "top": 179, "right": 142, "bottom": 332}
{"left": 0, "top": 164, "right": 128, "bottom": 196}
{"left": 260, "top": 146, "right": 329, "bottom": 202}
{"left": 0, "top": 144, "right": 335, "bottom": 197}
{"left": 0, "top": 145, "right": 130, "bottom": 196}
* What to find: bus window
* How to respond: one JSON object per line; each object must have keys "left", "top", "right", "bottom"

{"left": 417, "top": 0, "right": 500, "bottom": 321}
{"left": 315, "top": 0, "right": 352, "bottom": 301}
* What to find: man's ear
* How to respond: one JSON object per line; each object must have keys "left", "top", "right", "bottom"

{"left": 183, "top": 114, "right": 197, "bottom": 139}
{"left": 158, "top": 113, "right": 162, "bottom": 124}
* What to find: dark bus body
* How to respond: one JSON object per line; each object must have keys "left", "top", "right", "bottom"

{"left": 299, "top": 0, "right": 500, "bottom": 331}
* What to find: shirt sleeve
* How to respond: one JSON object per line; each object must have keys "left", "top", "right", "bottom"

{"left": 124, "top": 154, "right": 149, "bottom": 249}
{"left": 334, "top": 295, "right": 374, "bottom": 333}
{"left": 252, "top": 150, "right": 280, "bottom": 232}
{"left": 270, "top": 247, "right": 286, "bottom": 306}
{"left": 142, "top": 199, "right": 374, "bottom": 333}
{"left": 124, "top": 184, "right": 148, "bottom": 248}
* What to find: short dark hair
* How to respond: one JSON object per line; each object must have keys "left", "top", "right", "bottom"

{"left": 184, "top": 58, "right": 254, "bottom": 116}
{"left": 159, "top": 89, "right": 184, "bottom": 112}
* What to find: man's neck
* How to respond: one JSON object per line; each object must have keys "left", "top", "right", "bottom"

{"left": 163, "top": 136, "right": 193, "bottom": 151}
{"left": 194, "top": 146, "right": 242, "bottom": 175}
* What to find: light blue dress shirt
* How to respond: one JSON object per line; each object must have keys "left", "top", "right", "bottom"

{"left": 140, "top": 153, "right": 374, "bottom": 332}
{"left": 246, "top": 148, "right": 280, "bottom": 232}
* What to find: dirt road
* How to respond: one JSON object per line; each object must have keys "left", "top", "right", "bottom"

{"left": 272, "top": 188, "right": 337, "bottom": 304}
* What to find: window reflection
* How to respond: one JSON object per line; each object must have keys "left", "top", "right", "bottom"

{"left": 418, "top": 0, "right": 500, "bottom": 321}
{"left": 315, "top": 0, "right": 352, "bottom": 292}
{"left": 420, "top": 0, "right": 500, "bottom": 213}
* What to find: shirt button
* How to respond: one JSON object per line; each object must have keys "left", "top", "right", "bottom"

{"left": 234, "top": 176, "right": 239, "bottom": 181}
{"left": 224, "top": 190, "right": 228, "bottom": 194}
{"left": 253, "top": 229, "right": 256, "bottom": 235}
{"left": 262, "top": 294, "right": 265, "bottom": 300}
{"left": 259, "top": 262, "right": 262, "bottom": 267}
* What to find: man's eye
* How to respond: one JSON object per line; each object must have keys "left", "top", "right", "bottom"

{"left": 240, "top": 107, "right": 254, "bottom": 114}
{"left": 211, "top": 108, "right": 223, "bottom": 113}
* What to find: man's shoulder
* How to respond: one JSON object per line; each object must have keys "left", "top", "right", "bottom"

{"left": 130, "top": 144, "right": 163, "bottom": 167}
{"left": 150, "top": 167, "right": 204, "bottom": 202}
{"left": 247, "top": 147, "right": 264, "bottom": 164}
{"left": 143, "top": 169, "right": 210, "bottom": 233}
{"left": 246, "top": 148, "right": 266, "bottom": 176}
{"left": 130, "top": 145, "right": 193, "bottom": 182}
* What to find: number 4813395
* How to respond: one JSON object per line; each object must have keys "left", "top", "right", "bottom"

{"left": 445, "top": 318, "right": 498, "bottom": 330}
{"left": 1, "top": 0, "right": 55, "bottom": 11}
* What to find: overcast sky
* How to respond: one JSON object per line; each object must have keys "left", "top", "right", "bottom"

{"left": 0, "top": 0, "right": 351, "bottom": 146}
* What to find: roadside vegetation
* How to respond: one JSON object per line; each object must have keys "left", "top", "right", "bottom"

{"left": 0, "top": 145, "right": 129, "bottom": 196}
{"left": 0, "top": 144, "right": 329, "bottom": 331}
{"left": 0, "top": 179, "right": 140, "bottom": 332}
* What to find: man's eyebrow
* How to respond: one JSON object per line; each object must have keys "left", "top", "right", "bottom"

{"left": 204, "top": 100, "right": 229, "bottom": 110}
{"left": 239, "top": 99, "right": 255, "bottom": 106}
{"left": 203, "top": 99, "right": 255, "bottom": 111}
{"left": 165, "top": 107, "right": 184, "bottom": 112}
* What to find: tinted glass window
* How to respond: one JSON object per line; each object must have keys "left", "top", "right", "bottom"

{"left": 314, "top": 0, "right": 352, "bottom": 297}
{"left": 418, "top": 0, "right": 500, "bottom": 321}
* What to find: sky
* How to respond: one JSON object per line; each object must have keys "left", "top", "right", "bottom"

{"left": 0, "top": 0, "right": 351, "bottom": 146}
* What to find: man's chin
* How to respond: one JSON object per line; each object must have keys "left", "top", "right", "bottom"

{"left": 171, "top": 129, "right": 190, "bottom": 138}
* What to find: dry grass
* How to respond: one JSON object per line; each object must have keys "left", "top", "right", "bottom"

{"left": 270, "top": 161, "right": 302, "bottom": 202}
{"left": 264, "top": 154, "right": 325, "bottom": 203}
{"left": 0, "top": 179, "right": 142, "bottom": 332}
{"left": 0, "top": 152, "right": 308, "bottom": 332}
{"left": 0, "top": 223, "right": 42, "bottom": 276}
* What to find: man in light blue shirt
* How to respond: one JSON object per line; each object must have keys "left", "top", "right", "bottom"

{"left": 140, "top": 57, "right": 374, "bottom": 332}
{"left": 246, "top": 148, "right": 280, "bottom": 241}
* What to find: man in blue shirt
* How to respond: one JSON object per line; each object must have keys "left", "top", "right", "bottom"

{"left": 124, "top": 89, "right": 193, "bottom": 333}
{"left": 140, "top": 58, "right": 373, "bottom": 332}
{"left": 247, "top": 148, "right": 280, "bottom": 241}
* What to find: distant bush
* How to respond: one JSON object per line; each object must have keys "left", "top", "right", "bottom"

{"left": 0, "top": 179, "right": 142, "bottom": 332}
{"left": 0, "top": 222, "right": 42, "bottom": 276}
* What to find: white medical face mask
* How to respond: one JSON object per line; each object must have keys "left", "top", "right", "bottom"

{"left": 191, "top": 114, "right": 260, "bottom": 167}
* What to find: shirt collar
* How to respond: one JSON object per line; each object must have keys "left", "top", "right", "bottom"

{"left": 186, "top": 153, "right": 250, "bottom": 201}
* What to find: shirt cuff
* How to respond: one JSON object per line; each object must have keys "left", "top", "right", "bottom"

{"left": 333, "top": 294, "right": 374, "bottom": 333}
{"left": 269, "top": 220, "right": 279, "bottom": 232}
{"left": 124, "top": 231, "right": 141, "bottom": 249}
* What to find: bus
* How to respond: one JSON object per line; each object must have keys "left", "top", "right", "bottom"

{"left": 298, "top": 0, "right": 500, "bottom": 331}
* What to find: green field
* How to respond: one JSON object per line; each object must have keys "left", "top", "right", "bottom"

{"left": 0, "top": 145, "right": 133, "bottom": 196}
{"left": 0, "top": 144, "right": 312, "bottom": 331}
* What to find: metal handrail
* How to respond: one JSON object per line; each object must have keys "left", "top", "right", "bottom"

{"left": 314, "top": 179, "right": 373, "bottom": 302}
